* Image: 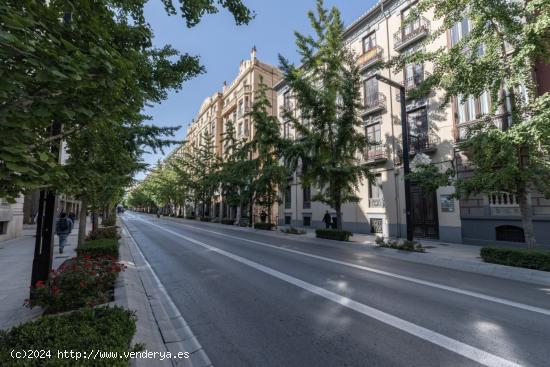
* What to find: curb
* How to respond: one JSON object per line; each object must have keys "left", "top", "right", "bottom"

{"left": 115, "top": 220, "right": 213, "bottom": 367}
{"left": 157, "top": 214, "right": 550, "bottom": 287}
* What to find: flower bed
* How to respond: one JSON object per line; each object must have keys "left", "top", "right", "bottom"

{"left": 0, "top": 306, "right": 137, "bottom": 367}
{"left": 27, "top": 255, "right": 125, "bottom": 314}
{"left": 315, "top": 228, "right": 353, "bottom": 241}
{"left": 375, "top": 237, "right": 425, "bottom": 252}
{"left": 254, "top": 222, "right": 274, "bottom": 230}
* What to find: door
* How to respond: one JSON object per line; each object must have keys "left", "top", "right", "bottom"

{"left": 411, "top": 184, "right": 439, "bottom": 238}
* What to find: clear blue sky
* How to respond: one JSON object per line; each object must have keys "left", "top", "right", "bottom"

{"left": 137, "top": 0, "right": 376, "bottom": 179}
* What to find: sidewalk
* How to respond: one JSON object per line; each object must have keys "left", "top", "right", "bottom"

{"left": 155, "top": 214, "right": 550, "bottom": 286}
{"left": 0, "top": 221, "right": 83, "bottom": 331}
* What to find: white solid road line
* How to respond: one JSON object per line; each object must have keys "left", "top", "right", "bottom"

{"left": 149, "top": 215, "right": 550, "bottom": 318}
{"left": 128, "top": 215, "right": 525, "bottom": 367}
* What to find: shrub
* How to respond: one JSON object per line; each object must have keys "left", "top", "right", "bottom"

{"left": 315, "top": 229, "right": 353, "bottom": 241}
{"left": 221, "top": 219, "right": 234, "bottom": 225}
{"left": 101, "top": 216, "right": 116, "bottom": 227}
{"left": 376, "top": 238, "right": 425, "bottom": 252}
{"left": 254, "top": 222, "right": 274, "bottom": 230}
{"left": 177, "top": 215, "right": 184, "bottom": 218}
{"left": 375, "top": 236, "right": 386, "bottom": 246}
{"left": 281, "top": 227, "right": 305, "bottom": 235}
{"left": 480, "top": 247, "right": 550, "bottom": 271}
{"left": 185, "top": 215, "right": 196, "bottom": 220}
{"left": 76, "top": 239, "right": 119, "bottom": 259}
{"left": 86, "top": 227, "right": 118, "bottom": 241}
{"left": 27, "top": 256, "right": 125, "bottom": 314}
{"left": 199, "top": 216, "right": 211, "bottom": 222}
{"left": 0, "top": 306, "right": 137, "bottom": 367}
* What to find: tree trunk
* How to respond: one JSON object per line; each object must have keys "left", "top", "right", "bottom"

{"left": 219, "top": 199, "right": 224, "bottom": 221}
{"left": 335, "top": 200, "right": 342, "bottom": 230}
{"left": 77, "top": 197, "right": 87, "bottom": 248}
{"left": 92, "top": 209, "right": 99, "bottom": 231}
{"left": 517, "top": 191, "right": 536, "bottom": 248}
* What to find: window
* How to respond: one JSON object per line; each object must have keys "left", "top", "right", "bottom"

{"left": 303, "top": 215, "right": 311, "bottom": 227}
{"left": 401, "top": 6, "right": 420, "bottom": 37}
{"left": 0, "top": 221, "right": 7, "bottom": 235}
{"left": 365, "top": 121, "right": 381, "bottom": 147}
{"left": 370, "top": 218, "right": 383, "bottom": 234}
{"left": 369, "top": 175, "right": 383, "bottom": 199}
{"left": 303, "top": 186, "right": 311, "bottom": 209}
{"left": 284, "top": 186, "right": 292, "bottom": 209}
{"left": 407, "top": 107, "right": 428, "bottom": 136}
{"left": 364, "top": 78, "right": 379, "bottom": 107}
{"left": 283, "top": 91, "right": 291, "bottom": 108}
{"left": 456, "top": 92, "right": 490, "bottom": 124}
{"left": 450, "top": 18, "right": 471, "bottom": 46}
{"left": 404, "top": 62, "right": 424, "bottom": 89}
{"left": 283, "top": 122, "right": 291, "bottom": 139}
{"left": 362, "top": 32, "right": 376, "bottom": 52}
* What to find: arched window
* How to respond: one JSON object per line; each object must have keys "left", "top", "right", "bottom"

{"left": 495, "top": 225, "right": 525, "bottom": 243}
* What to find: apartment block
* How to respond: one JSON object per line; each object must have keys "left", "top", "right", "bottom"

{"left": 175, "top": 48, "right": 282, "bottom": 221}
{"left": 276, "top": 0, "right": 550, "bottom": 246}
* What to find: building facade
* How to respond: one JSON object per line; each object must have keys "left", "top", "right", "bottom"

{"left": 172, "top": 48, "right": 282, "bottom": 222}
{"left": 0, "top": 195, "right": 24, "bottom": 242}
{"left": 276, "top": 0, "right": 550, "bottom": 246}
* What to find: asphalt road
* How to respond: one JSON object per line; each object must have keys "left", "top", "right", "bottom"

{"left": 121, "top": 212, "right": 550, "bottom": 367}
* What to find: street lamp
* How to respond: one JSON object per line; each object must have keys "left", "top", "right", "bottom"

{"left": 375, "top": 74, "right": 413, "bottom": 241}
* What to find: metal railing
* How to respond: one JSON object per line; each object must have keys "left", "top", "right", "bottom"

{"left": 358, "top": 46, "right": 384, "bottom": 70}
{"left": 363, "top": 93, "right": 386, "bottom": 115}
{"left": 369, "top": 198, "right": 385, "bottom": 208}
{"left": 394, "top": 17, "right": 430, "bottom": 50}
{"left": 409, "top": 132, "right": 440, "bottom": 154}
{"left": 364, "top": 145, "right": 387, "bottom": 162}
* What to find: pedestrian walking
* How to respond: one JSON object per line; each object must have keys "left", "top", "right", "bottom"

{"left": 260, "top": 210, "right": 267, "bottom": 223}
{"left": 68, "top": 211, "right": 76, "bottom": 222}
{"left": 322, "top": 210, "right": 331, "bottom": 229}
{"left": 55, "top": 212, "right": 73, "bottom": 254}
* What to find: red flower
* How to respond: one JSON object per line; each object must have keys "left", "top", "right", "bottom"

{"left": 35, "top": 280, "right": 45, "bottom": 288}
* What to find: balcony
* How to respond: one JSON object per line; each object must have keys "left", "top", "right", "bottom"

{"left": 369, "top": 197, "right": 385, "bottom": 208}
{"left": 409, "top": 132, "right": 440, "bottom": 154}
{"left": 395, "top": 71, "right": 431, "bottom": 101}
{"left": 358, "top": 46, "right": 384, "bottom": 71}
{"left": 489, "top": 192, "right": 520, "bottom": 216}
{"left": 363, "top": 145, "right": 388, "bottom": 165}
{"left": 362, "top": 93, "right": 386, "bottom": 116}
{"left": 456, "top": 114, "right": 511, "bottom": 142}
{"left": 393, "top": 17, "right": 430, "bottom": 51}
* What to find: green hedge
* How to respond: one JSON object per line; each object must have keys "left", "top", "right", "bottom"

{"left": 221, "top": 219, "right": 234, "bottom": 225}
{"left": 185, "top": 215, "right": 196, "bottom": 220}
{"left": 0, "top": 306, "right": 137, "bottom": 366}
{"left": 76, "top": 239, "right": 119, "bottom": 259}
{"left": 101, "top": 216, "right": 116, "bottom": 227}
{"left": 86, "top": 227, "right": 119, "bottom": 241}
{"left": 254, "top": 222, "right": 274, "bottom": 230}
{"left": 199, "top": 217, "right": 211, "bottom": 222}
{"left": 480, "top": 247, "right": 550, "bottom": 271}
{"left": 315, "top": 229, "right": 352, "bottom": 241}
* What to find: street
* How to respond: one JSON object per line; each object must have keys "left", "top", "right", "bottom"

{"left": 122, "top": 212, "right": 550, "bottom": 367}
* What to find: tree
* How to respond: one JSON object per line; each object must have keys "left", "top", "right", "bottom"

{"left": 279, "top": 0, "right": 373, "bottom": 230}
{"left": 247, "top": 82, "right": 288, "bottom": 224}
{"left": 388, "top": 0, "right": 550, "bottom": 247}
{"left": 0, "top": 0, "right": 252, "bottom": 201}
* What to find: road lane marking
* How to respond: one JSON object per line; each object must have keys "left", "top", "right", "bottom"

{"left": 134, "top": 214, "right": 550, "bottom": 318}
{"left": 125, "top": 215, "right": 524, "bottom": 367}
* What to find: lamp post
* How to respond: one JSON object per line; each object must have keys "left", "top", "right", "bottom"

{"left": 375, "top": 74, "right": 413, "bottom": 241}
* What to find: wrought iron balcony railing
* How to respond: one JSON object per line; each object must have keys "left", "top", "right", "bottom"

{"left": 456, "top": 114, "right": 512, "bottom": 142}
{"left": 393, "top": 17, "right": 430, "bottom": 51}
{"left": 358, "top": 46, "right": 384, "bottom": 71}
{"left": 409, "top": 132, "right": 440, "bottom": 154}
{"left": 369, "top": 198, "right": 385, "bottom": 208}
{"left": 362, "top": 93, "right": 386, "bottom": 116}
{"left": 363, "top": 145, "right": 388, "bottom": 164}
